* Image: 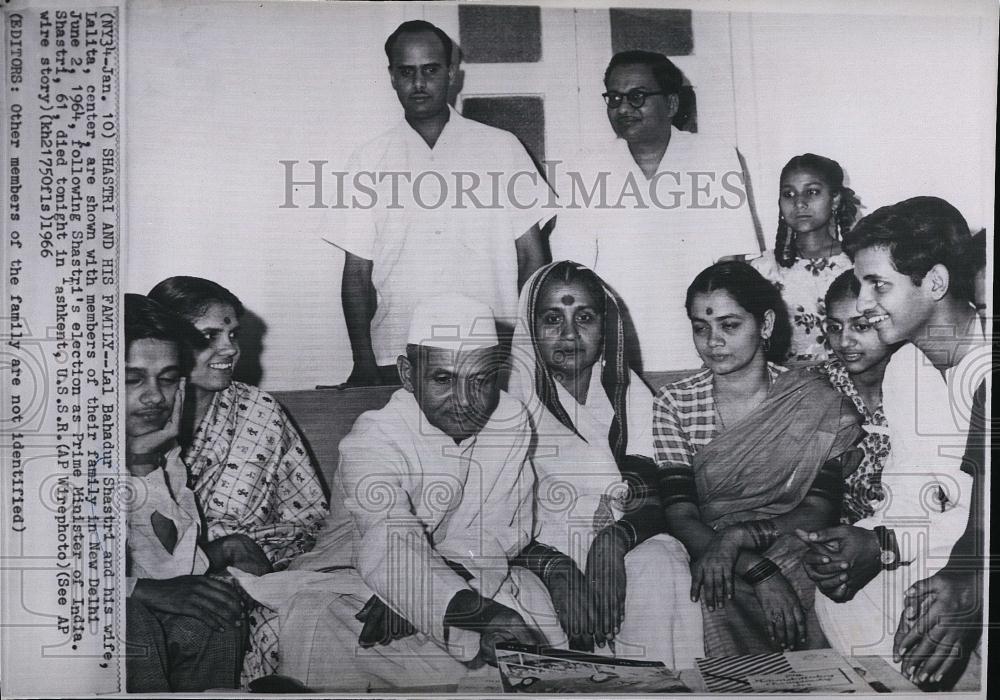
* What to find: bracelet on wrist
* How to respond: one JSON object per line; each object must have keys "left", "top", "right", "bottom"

{"left": 610, "top": 519, "right": 638, "bottom": 550}
{"left": 541, "top": 554, "right": 565, "bottom": 585}
{"left": 743, "top": 558, "right": 780, "bottom": 586}
{"left": 746, "top": 520, "right": 779, "bottom": 552}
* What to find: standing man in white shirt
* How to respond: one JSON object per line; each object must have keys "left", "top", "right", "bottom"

{"left": 336, "top": 20, "right": 549, "bottom": 386}
{"left": 552, "top": 51, "right": 759, "bottom": 373}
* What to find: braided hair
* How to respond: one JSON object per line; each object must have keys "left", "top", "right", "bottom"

{"left": 775, "top": 154, "right": 861, "bottom": 268}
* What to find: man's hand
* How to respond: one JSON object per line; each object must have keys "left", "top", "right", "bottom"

{"left": 203, "top": 534, "right": 273, "bottom": 576}
{"left": 585, "top": 526, "right": 628, "bottom": 647}
{"left": 131, "top": 575, "right": 243, "bottom": 631}
{"left": 478, "top": 607, "right": 547, "bottom": 667}
{"left": 444, "top": 590, "right": 546, "bottom": 667}
{"left": 544, "top": 557, "right": 594, "bottom": 652}
{"left": 355, "top": 595, "right": 416, "bottom": 648}
{"left": 752, "top": 572, "right": 806, "bottom": 650}
{"left": 128, "top": 379, "right": 184, "bottom": 457}
{"left": 796, "top": 526, "right": 880, "bottom": 602}
{"left": 893, "top": 569, "right": 982, "bottom": 687}
{"left": 690, "top": 528, "right": 742, "bottom": 611}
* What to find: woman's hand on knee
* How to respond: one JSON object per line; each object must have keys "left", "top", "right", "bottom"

{"left": 585, "top": 527, "right": 628, "bottom": 648}
{"left": 752, "top": 573, "right": 806, "bottom": 650}
{"left": 205, "top": 534, "right": 273, "bottom": 576}
{"left": 543, "top": 557, "right": 595, "bottom": 652}
{"left": 689, "top": 530, "right": 741, "bottom": 611}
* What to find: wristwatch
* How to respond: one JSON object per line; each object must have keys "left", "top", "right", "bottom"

{"left": 874, "top": 526, "right": 902, "bottom": 570}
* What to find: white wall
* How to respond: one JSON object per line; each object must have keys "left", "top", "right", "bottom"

{"left": 124, "top": 1, "right": 997, "bottom": 390}
{"left": 730, "top": 7, "right": 997, "bottom": 239}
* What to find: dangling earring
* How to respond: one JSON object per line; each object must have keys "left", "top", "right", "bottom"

{"left": 762, "top": 335, "right": 771, "bottom": 353}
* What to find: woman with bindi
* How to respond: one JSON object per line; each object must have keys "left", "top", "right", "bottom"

{"left": 653, "top": 261, "right": 861, "bottom": 656}
{"left": 509, "top": 261, "right": 704, "bottom": 669}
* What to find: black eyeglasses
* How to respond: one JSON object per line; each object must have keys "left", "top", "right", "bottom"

{"left": 602, "top": 89, "right": 664, "bottom": 109}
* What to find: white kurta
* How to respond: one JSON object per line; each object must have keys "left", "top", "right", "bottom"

{"left": 550, "top": 130, "right": 759, "bottom": 371}
{"left": 126, "top": 446, "right": 209, "bottom": 595}
{"left": 815, "top": 340, "right": 989, "bottom": 658}
{"left": 327, "top": 107, "right": 552, "bottom": 365}
{"left": 243, "top": 389, "right": 564, "bottom": 689}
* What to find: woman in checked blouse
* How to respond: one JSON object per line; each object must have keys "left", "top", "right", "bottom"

{"left": 652, "top": 261, "right": 861, "bottom": 656}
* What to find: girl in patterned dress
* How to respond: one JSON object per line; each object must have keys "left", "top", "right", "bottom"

{"left": 751, "top": 154, "right": 862, "bottom": 361}
{"left": 149, "top": 276, "right": 329, "bottom": 686}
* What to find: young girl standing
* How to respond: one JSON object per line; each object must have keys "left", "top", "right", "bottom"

{"left": 751, "top": 154, "right": 861, "bottom": 362}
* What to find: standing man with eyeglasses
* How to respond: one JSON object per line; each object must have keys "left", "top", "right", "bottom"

{"left": 331, "top": 20, "right": 550, "bottom": 387}
{"left": 551, "top": 51, "right": 759, "bottom": 373}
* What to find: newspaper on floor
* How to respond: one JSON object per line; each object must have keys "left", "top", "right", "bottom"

{"left": 495, "top": 642, "right": 692, "bottom": 693}
{"left": 695, "top": 649, "right": 914, "bottom": 693}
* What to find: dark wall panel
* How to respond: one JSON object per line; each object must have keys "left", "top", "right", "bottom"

{"left": 458, "top": 5, "right": 542, "bottom": 63}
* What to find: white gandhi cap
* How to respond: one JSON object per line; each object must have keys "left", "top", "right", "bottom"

{"left": 406, "top": 295, "right": 499, "bottom": 352}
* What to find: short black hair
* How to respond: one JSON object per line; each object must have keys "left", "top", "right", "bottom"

{"left": 148, "top": 276, "right": 244, "bottom": 324}
{"left": 844, "top": 196, "right": 977, "bottom": 304}
{"left": 685, "top": 261, "right": 792, "bottom": 363}
{"left": 385, "top": 20, "right": 454, "bottom": 68}
{"left": 604, "top": 50, "right": 683, "bottom": 96}
{"left": 124, "top": 293, "right": 207, "bottom": 373}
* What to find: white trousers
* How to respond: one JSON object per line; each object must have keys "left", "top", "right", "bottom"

{"left": 278, "top": 566, "right": 564, "bottom": 690}
{"left": 612, "top": 534, "right": 705, "bottom": 670}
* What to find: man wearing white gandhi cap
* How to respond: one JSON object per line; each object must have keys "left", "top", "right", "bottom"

{"left": 241, "top": 296, "right": 563, "bottom": 690}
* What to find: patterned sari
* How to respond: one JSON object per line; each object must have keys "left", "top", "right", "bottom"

{"left": 184, "top": 380, "right": 329, "bottom": 684}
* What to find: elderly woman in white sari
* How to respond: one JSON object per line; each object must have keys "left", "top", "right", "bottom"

{"left": 508, "top": 260, "right": 704, "bottom": 669}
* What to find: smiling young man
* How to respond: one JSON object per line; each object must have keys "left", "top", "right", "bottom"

{"left": 550, "top": 51, "right": 759, "bottom": 373}
{"left": 802, "top": 197, "right": 989, "bottom": 690}
{"left": 269, "top": 297, "right": 561, "bottom": 690}
{"left": 334, "top": 20, "right": 549, "bottom": 387}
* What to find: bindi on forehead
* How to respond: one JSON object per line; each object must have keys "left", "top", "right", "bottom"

{"left": 561, "top": 295, "right": 575, "bottom": 306}
{"left": 223, "top": 316, "right": 232, "bottom": 325}
{"left": 705, "top": 307, "right": 713, "bottom": 316}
